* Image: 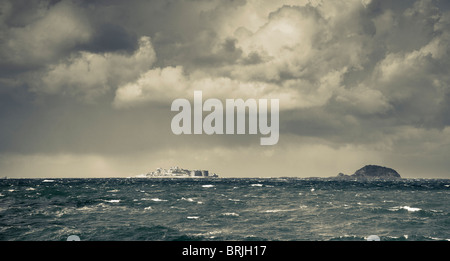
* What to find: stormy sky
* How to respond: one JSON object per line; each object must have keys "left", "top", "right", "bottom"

{"left": 1, "top": 0, "right": 450, "bottom": 178}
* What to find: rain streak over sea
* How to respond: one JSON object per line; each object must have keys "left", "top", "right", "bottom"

{"left": 1, "top": 178, "right": 449, "bottom": 241}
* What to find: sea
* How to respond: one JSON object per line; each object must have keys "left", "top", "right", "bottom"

{"left": 1, "top": 177, "right": 449, "bottom": 241}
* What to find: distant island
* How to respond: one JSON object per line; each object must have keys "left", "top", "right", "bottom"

{"left": 137, "top": 166, "right": 219, "bottom": 178}
{"left": 336, "top": 165, "right": 401, "bottom": 180}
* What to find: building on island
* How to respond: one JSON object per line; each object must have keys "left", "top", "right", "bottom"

{"left": 144, "top": 166, "right": 218, "bottom": 178}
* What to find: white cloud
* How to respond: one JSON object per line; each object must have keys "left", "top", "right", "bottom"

{"left": 34, "top": 36, "right": 156, "bottom": 101}
{"left": 114, "top": 65, "right": 186, "bottom": 107}
{"left": 113, "top": 65, "right": 302, "bottom": 110}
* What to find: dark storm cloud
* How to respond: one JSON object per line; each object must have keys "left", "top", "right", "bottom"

{"left": 0, "top": 1, "right": 88, "bottom": 70}
{"left": 0, "top": 0, "right": 144, "bottom": 88}
{"left": 79, "top": 23, "right": 138, "bottom": 54}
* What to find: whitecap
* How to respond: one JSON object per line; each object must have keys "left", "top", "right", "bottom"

{"left": 401, "top": 206, "right": 421, "bottom": 212}
{"left": 144, "top": 206, "right": 152, "bottom": 210}
{"left": 42, "top": 179, "right": 55, "bottom": 183}
{"left": 264, "top": 209, "right": 285, "bottom": 213}
{"left": 77, "top": 206, "right": 95, "bottom": 212}
{"left": 107, "top": 189, "right": 119, "bottom": 193}
{"left": 96, "top": 203, "right": 108, "bottom": 208}
{"left": 264, "top": 208, "right": 298, "bottom": 213}
{"left": 104, "top": 199, "right": 120, "bottom": 203}
{"left": 221, "top": 212, "right": 239, "bottom": 217}
{"left": 251, "top": 184, "right": 263, "bottom": 187}
{"left": 310, "top": 188, "right": 315, "bottom": 192}
{"left": 181, "top": 197, "right": 195, "bottom": 202}
{"left": 187, "top": 216, "right": 200, "bottom": 219}
{"left": 357, "top": 202, "right": 374, "bottom": 206}
{"left": 26, "top": 187, "right": 36, "bottom": 191}
{"left": 389, "top": 206, "right": 421, "bottom": 212}
{"left": 151, "top": 198, "right": 168, "bottom": 202}
{"left": 202, "top": 185, "right": 215, "bottom": 188}
{"left": 191, "top": 230, "right": 224, "bottom": 239}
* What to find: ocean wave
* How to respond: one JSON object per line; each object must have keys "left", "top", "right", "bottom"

{"left": 383, "top": 235, "right": 450, "bottom": 241}
{"left": 77, "top": 206, "right": 96, "bottom": 212}
{"left": 180, "top": 197, "right": 195, "bottom": 202}
{"left": 104, "top": 199, "right": 120, "bottom": 203}
{"left": 190, "top": 230, "right": 225, "bottom": 239}
{"left": 150, "top": 198, "right": 168, "bottom": 202}
{"left": 263, "top": 209, "right": 296, "bottom": 213}
{"left": 178, "top": 197, "right": 203, "bottom": 204}
{"left": 329, "top": 235, "right": 366, "bottom": 241}
{"left": 357, "top": 202, "right": 374, "bottom": 206}
{"left": 389, "top": 206, "right": 422, "bottom": 212}
{"left": 2, "top": 178, "right": 449, "bottom": 241}
{"left": 221, "top": 212, "right": 239, "bottom": 217}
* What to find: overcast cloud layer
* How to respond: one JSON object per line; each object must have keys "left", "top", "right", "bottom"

{"left": 1, "top": 0, "right": 450, "bottom": 178}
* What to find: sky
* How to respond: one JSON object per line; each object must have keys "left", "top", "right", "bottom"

{"left": 1, "top": 0, "right": 450, "bottom": 178}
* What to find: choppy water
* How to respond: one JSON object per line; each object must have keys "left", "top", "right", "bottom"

{"left": 1, "top": 178, "right": 449, "bottom": 241}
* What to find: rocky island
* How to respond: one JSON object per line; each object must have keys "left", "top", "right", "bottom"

{"left": 336, "top": 165, "right": 401, "bottom": 180}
